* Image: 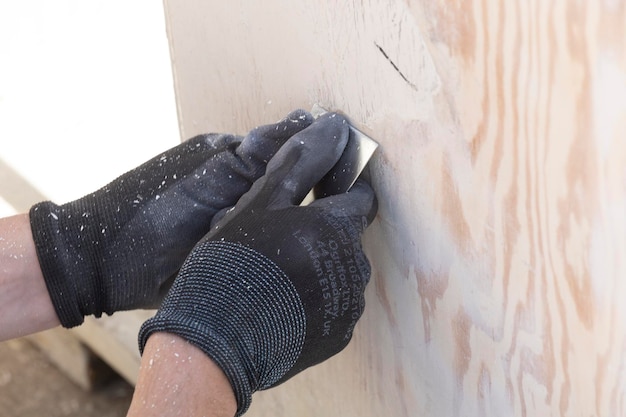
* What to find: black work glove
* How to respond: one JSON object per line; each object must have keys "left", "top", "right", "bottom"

{"left": 138, "top": 113, "right": 378, "bottom": 416}
{"left": 29, "top": 109, "right": 314, "bottom": 328}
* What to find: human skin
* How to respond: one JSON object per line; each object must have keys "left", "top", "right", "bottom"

{"left": 127, "top": 332, "right": 237, "bottom": 417}
{"left": 0, "top": 213, "right": 237, "bottom": 417}
{"left": 0, "top": 213, "right": 60, "bottom": 341}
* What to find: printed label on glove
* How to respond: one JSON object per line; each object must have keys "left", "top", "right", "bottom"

{"left": 292, "top": 217, "right": 367, "bottom": 339}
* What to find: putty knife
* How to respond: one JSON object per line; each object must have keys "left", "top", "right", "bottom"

{"left": 311, "top": 104, "right": 379, "bottom": 198}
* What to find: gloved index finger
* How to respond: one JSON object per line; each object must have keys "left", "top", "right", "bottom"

{"left": 235, "top": 109, "right": 314, "bottom": 165}
{"left": 259, "top": 112, "right": 350, "bottom": 209}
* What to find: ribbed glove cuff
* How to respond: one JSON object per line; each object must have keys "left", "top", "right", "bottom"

{"left": 30, "top": 201, "right": 87, "bottom": 327}
{"left": 138, "top": 241, "right": 307, "bottom": 416}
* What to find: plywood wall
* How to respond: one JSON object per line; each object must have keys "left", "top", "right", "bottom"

{"left": 162, "top": 1, "right": 626, "bottom": 416}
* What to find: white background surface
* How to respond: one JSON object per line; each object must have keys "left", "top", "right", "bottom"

{"left": 0, "top": 1, "right": 179, "bottom": 216}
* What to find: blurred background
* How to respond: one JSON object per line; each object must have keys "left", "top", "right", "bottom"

{"left": 0, "top": 0, "right": 179, "bottom": 214}
{"left": 0, "top": 1, "right": 179, "bottom": 415}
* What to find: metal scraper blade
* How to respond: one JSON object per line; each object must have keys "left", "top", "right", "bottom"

{"left": 311, "top": 104, "right": 379, "bottom": 198}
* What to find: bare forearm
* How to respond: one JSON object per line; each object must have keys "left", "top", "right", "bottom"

{"left": 127, "top": 332, "right": 237, "bottom": 417}
{"left": 0, "top": 213, "right": 60, "bottom": 341}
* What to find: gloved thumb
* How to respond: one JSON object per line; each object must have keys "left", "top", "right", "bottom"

{"left": 253, "top": 112, "right": 350, "bottom": 209}
{"left": 210, "top": 112, "right": 350, "bottom": 228}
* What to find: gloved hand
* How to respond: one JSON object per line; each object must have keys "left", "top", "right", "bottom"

{"left": 138, "top": 113, "right": 378, "bottom": 416}
{"left": 29, "top": 109, "right": 314, "bottom": 328}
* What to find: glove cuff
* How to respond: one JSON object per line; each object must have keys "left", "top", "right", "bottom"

{"left": 138, "top": 241, "right": 307, "bottom": 416}
{"left": 29, "top": 201, "right": 87, "bottom": 327}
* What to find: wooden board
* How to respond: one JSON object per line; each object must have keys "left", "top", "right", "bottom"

{"left": 73, "top": 311, "right": 154, "bottom": 386}
{"left": 162, "top": 1, "right": 626, "bottom": 416}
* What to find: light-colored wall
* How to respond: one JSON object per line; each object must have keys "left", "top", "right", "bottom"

{"left": 0, "top": 0, "right": 179, "bottom": 390}
{"left": 163, "top": 1, "right": 626, "bottom": 416}
{"left": 0, "top": 1, "right": 179, "bottom": 210}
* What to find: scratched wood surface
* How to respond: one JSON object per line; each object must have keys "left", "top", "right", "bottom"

{"left": 163, "top": 1, "right": 626, "bottom": 416}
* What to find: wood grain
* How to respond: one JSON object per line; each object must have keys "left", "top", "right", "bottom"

{"left": 163, "top": 1, "right": 626, "bottom": 415}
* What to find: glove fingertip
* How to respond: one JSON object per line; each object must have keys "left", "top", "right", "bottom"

{"left": 284, "top": 109, "right": 314, "bottom": 127}
{"left": 264, "top": 109, "right": 314, "bottom": 143}
{"left": 236, "top": 109, "right": 314, "bottom": 165}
